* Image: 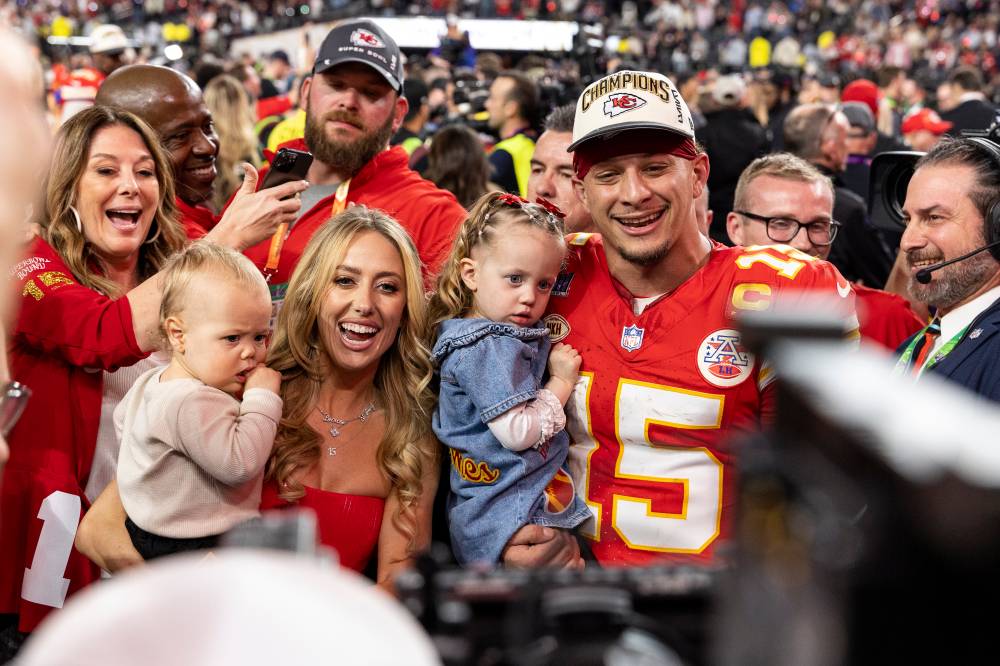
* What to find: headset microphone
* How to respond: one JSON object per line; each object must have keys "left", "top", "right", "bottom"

{"left": 915, "top": 239, "right": 1000, "bottom": 284}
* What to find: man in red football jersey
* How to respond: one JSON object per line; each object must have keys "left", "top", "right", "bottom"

{"left": 502, "top": 70, "right": 858, "bottom": 567}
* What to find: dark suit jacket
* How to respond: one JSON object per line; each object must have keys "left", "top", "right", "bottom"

{"left": 901, "top": 295, "right": 1000, "bottom": 403}
{"left": 941, "top": 98, "right": 999, "bottom": 136}
{"left": 817, "top": 166, "right": 895, "bottom": 288}
{"left": 701, "top": 107, "right": 771, "bottom": 244}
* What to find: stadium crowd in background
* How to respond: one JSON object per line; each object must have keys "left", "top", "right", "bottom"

{"left": 2, "top": 1, "right": 1000, "bottom": 662}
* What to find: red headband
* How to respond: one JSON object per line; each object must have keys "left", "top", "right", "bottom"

{"left": 572, "top": 130, "right": 699, "bottom": 180}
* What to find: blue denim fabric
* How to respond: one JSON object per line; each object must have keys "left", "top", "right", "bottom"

{"left": 432, "top": 318, "right": 590, "bottom": 565}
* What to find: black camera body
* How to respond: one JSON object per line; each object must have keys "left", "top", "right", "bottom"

{"left": 396, "top": 556, "right": 717, "bottom": 665}
{"left": 868, "top": 116, "right": 1000, "bottom": 232}
{"left": 867, "top": 150, "right": 923, "bottom": 233}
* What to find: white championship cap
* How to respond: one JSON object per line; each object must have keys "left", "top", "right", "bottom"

{"left": 568, "top": 70, "right": 696, "bottom": 152}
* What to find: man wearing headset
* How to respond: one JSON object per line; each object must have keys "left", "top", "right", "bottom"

{"left": 897, "top": 137, "right": 1000, "bottom": 401}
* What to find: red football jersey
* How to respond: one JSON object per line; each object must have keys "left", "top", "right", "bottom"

{"left": 545, "top": 236, "right": 856, "bottom": 567}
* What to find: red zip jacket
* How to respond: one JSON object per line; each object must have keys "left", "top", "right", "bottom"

{"left": 244, "top": 140, "right": 466, "bottom": 287}
{"left": 1, "top": 237, "right": 146, "bottom": 631}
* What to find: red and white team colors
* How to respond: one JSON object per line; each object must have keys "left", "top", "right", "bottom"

{"left": 1, "top": 238, "right": 146, "bottom": 631}
{"left": 545, "top": 234, "right": 857, "bottom": 567}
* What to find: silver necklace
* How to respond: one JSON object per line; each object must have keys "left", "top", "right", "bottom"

{"left": 316, "top": 402, "right": 376, "bottom": 456}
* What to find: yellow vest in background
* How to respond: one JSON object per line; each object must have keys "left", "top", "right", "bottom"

{"left": 492, "top": 133, "right": 535, "bottom": 198}
{"left": 749, "top": 37, "right": 772, "bottom": 68}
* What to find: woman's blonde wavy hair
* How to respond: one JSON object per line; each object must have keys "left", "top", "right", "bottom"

{"left": 203, "top": 75, "right": 261, "bottom": 211}
{"left": 266, "top": 206, "right": 437, "bottom": 549}
{"left": 426, "top": 191, "right": 566, "bottom": 336}
{"left": 38, "top": 105, "right": 184, "bottom": 297}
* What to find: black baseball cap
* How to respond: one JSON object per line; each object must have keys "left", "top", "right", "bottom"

{"left": 841, "top": 101, "right": 876, "bottom": 133}
{"left": 313, "top": 19, "right": 404, "bottom": 93}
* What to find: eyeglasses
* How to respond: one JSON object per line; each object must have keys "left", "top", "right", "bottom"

{"left": 734, "top": 210, "right": 841, "bottom": 246}
{"left": 1, "top": 381, "right": 31, "bottom": 437}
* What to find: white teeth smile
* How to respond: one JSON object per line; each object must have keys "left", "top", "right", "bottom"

{"left": 341, "top": 322, "right": 378, "bottom": 334}
{"left": 616, "top": 211, "right": 661, "bottom": 227}
{"left": 106, "top": 210, "right": 140, "bottom": 225}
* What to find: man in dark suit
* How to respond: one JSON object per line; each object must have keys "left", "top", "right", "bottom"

{"left": 896, "top": 137, "right": 1000, "bottom": 402}
{"left": 940, "top": 66, "right": 998, "bottom": 136}
{"left": 784, "top": 102, "right": 895, "bottom": 287}
{"left": 700, "top": 74, "right": 771, "bottom": 244}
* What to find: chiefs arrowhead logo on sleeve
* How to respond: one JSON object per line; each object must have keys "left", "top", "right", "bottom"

{"left": 350, "top": 29, "right": 384, "bottom": 48}
{"left": 603, "top": 93, "right": 647, "bottom": 118}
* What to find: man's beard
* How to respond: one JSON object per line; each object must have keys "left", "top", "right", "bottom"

{"left": 607, "top": 207, "right": 672, "bottom": 267}
{"left": 616, "top": 241, "right": 671, "bottom": 267}
{"left": 304, "top": 107, "right": 395, "bottom": 178}
{"left": 908, "top": 246, "right": 998, "bottom": 310}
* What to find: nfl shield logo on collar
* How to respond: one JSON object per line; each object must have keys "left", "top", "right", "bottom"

{"left": 552, "top": 271, "right": 574, "bottom": 297}
{"left": 620, "top": 324, "right": 644, "bottom": 352}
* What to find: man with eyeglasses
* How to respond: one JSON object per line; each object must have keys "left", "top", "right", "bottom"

{"left": 728, "top": 153, "right": 923, "bottom": 350}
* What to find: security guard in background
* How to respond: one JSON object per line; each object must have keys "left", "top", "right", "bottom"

{"left": 484, "top": 70, "right": 539, "bottom": 197}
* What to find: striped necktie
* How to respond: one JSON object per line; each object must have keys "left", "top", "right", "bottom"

{"left": 911, "top": 318, "right": 942, "bottom": 376}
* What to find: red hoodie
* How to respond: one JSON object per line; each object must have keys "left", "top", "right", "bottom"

{"left": 243, "top": 140, "right": 466, "bottom": 288}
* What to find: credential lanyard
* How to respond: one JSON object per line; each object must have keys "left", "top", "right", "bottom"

{"left": 262, "top": 179, "right": 351, "bottom": 283}
{"left": 895, "top": 325, "right": 968, "bottom": 377}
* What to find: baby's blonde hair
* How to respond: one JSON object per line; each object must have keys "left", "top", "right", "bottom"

{"left": 426, "top": 192, "right": 566, "bottom": 335}
{"left": 159, "top": 241, "right": 269, "bottom": 338}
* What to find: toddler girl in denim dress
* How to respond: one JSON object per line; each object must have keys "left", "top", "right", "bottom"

{"left": 428, "top": 192, "right": 590, "bottom": 565}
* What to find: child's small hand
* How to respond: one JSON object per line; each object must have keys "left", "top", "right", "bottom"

{"left": 548, "top": 343, "right": 582, "bottom": 386}
{"left": 244, "top": 365, "right": 281, "bottom": 394}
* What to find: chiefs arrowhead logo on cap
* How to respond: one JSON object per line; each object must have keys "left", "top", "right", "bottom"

{"left": 568, "top": 71, "right": 696, "bottom": 152}
{"left": 603, "top": 92, "right": 646, "bottom": 118}
{"left": 350, "top": 29, "right": 384, "bottom": 48}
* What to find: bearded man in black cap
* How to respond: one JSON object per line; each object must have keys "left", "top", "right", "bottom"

{"left": 242, "top": 19, "right": 466, "bottom": 294}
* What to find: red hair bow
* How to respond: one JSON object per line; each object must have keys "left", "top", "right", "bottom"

{"left": 534, "top": 197, "right": 566, "bottom": 220}
{"left": 496, "top": 192, "right": 530, "bottom": 206}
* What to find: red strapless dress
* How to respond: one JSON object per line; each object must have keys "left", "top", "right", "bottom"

{"left": 259, "top": 480, "right": 384, "bottom": 572}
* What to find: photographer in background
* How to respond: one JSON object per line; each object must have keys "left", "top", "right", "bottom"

{"left": 784, "top": 103, "right": 896, "bottom": 288}
{"left": 840, "top": 101, "right": 879, "bottom": 202}
{"left": 896, "top": 137, "right": 1000, "bottom": 401}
